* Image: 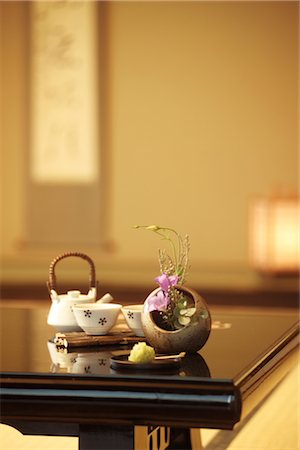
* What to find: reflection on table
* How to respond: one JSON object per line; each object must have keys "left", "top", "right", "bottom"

{"left": 47, "top": 339, "right": 211, "bottom": 378}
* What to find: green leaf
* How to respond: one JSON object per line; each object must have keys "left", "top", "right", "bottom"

{"left": 185, "top": 307, "right": 196, "bottom": 317}
{"left": 178, "top": 316, "right": 191, "bottom": 326}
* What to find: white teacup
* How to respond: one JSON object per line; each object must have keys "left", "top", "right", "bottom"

{"left": 121, "top": 304, "right": 144, "bottom": 337}
{"left": 72, "top": 303, "right": 122, "bottom": 335}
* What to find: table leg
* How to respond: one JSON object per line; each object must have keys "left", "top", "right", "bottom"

{"left": 79, "top": 426, "right": 202, "bottom": 450}
{"left": 79, "top": 424, "right": 134, "bottom": 450}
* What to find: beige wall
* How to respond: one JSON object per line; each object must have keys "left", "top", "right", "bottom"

{"left": 0, "top": 1, "right": 298, "bottom": 293}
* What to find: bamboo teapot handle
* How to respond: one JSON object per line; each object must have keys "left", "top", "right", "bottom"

{"left": 47, "top": 252, "right": 97, "bottom": 295}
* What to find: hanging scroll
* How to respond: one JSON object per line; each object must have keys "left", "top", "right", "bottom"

{"left": 30, "top": 1, "right": 99, "bottom": 184}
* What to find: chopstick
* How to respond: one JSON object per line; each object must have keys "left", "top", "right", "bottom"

{"left": 154, "top": 352, "right": 186, "bottom": 360}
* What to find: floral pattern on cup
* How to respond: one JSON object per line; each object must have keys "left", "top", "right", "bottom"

{"left": 98, "top": 317, "right": 107, "bottom": 326}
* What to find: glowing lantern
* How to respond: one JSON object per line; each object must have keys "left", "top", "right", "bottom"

{"left": 249, "top": 196, "right": 299, "bottom": 274}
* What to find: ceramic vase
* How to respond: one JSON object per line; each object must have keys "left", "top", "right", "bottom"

{"left": 141, "top": 285, "right": 211, "bottom": 354}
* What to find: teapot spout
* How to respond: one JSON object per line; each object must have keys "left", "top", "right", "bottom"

{"left": 96, "top": 293, "right": 114, "bottom": 304}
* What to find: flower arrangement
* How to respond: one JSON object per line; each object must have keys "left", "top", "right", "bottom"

{"left": 134, "top": 225, "right": 201, "bottom": 331}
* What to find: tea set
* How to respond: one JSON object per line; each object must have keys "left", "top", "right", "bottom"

{"left": 47, "top": 252, "right": 143, "bottom": 336}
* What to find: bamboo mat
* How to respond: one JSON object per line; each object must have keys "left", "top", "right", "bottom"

{"left": 54, "top": 330, "right": 145, "bottom": 350}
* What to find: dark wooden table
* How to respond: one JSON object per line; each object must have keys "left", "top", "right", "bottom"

{"left": 0, "top": 304, "right": 298, "bottom": 450}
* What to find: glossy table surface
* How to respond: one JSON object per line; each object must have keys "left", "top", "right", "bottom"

{"left": 0, "top": 303, "right": 299, "bottom": 448}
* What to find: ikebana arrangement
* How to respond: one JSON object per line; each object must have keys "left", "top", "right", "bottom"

{"left": 134, "top": 225, "right": 211, "bottom": 354}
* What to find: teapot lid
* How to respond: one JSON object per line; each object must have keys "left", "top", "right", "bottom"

{"left": 50, "top": 288, "right": 96, "bottom": 301}
{"left": 67, "top": 290, "right": 81, "bottom": 298}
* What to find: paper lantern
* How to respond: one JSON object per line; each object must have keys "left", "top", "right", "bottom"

{"left": 249, "top": 196, "right": 299, "bottom": 274}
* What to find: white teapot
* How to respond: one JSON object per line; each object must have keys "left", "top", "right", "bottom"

{"left": 47, "top": 288, "right": 97, "bottom": 332}
{"left": 46, "top": 252, "right": 99, "bottom": 332}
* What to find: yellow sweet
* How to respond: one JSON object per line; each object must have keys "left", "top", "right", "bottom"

{"left": 128, "top": 342, "right": 155, "bottom": 363}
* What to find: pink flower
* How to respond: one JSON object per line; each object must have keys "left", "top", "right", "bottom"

{"left": 155, "top": 273, "right": 179, "bottom": 292}
{"left": 146, "top": 290, "right": 170, "bottom": 312}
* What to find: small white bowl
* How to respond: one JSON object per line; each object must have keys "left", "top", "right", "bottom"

{"left": 72, "top": 303, "right": 122, "bottom": 335}
{"left": 121, "top": 304, "right": 144, "bottom": 337}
